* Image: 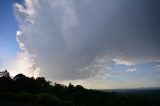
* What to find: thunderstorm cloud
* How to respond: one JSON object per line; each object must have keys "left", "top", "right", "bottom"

{"left": 14, "top": 0, "right": 160, "bottom": 80}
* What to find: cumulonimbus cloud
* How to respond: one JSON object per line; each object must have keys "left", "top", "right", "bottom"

{"left": 14, "top": 0, "right": 160, "bottom": 80}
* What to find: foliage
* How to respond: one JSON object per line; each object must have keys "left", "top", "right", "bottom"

{"left": 0, "top": 70, "right": 160, "bottom": 106}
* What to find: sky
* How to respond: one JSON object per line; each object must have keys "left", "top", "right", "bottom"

{"left": 0, "top": 0, "right": 18, "bottom": 64}
{"left": 0, "top": 0, "right": 160, "bottom": 89}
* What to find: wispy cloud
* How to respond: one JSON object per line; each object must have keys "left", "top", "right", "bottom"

{"left": 125, "top": 68, "right": 137, "bottom": 73}
{"left": 155, "top": 64, "right": 160, "bottom": 71}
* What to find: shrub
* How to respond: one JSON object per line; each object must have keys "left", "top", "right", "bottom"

{"left": 0, "top": 92, "right": 17, "bottom": 101}
{"left": 16, "top": 92, "right": 32, "bottom": 101}
{"left": 34, "top": 93, "right": 60, "bottom": 106}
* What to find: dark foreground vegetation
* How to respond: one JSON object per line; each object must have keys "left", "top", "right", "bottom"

{"left": 0, "top": 70, "right": 160, "bottom": 106}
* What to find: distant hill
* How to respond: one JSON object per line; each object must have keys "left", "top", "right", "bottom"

{"left": 100, "top": 88, "right": 160, "bottom": 96}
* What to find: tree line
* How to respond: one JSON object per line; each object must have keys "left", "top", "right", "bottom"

{"left": 0, "top": 70, "right": 160, "bottom": 106}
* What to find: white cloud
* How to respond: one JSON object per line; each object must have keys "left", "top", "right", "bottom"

{"left": 155, "top": 64, "right": 160, "bottom": 71}
{"left": 125, "top": 68, "right": 137, "bottom": 73}
{"left": 14, "top": 0, "right": 160, "bottom": 80}
{"left": 6, "top": 52, "right": 39, "bottom": 78}
{"left": 113, "top": 59, "right": 135, "bottom": 66}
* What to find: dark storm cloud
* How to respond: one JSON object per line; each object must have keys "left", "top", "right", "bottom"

{"left": 14, "top": 0, "right": 160, "bottom": 80}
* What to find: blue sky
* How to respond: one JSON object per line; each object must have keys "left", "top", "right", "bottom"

{"left": 0, "top": 0, "right": 160, "bottom": 89}
{"left": 0, "top": 0, "right": 18, "bottom": 66}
